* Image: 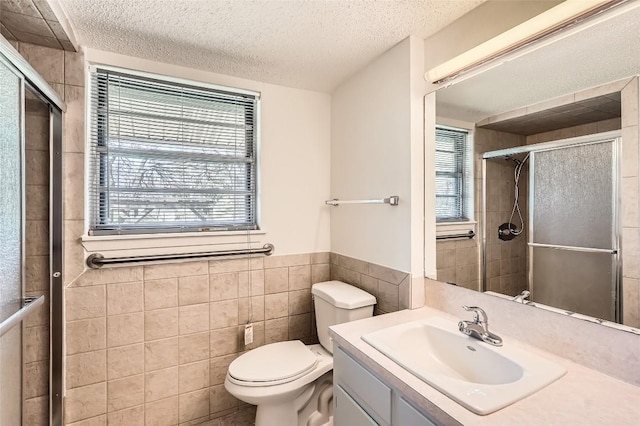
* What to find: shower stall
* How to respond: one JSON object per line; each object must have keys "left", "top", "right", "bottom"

{"left": 0, "top": 39, "right": 64, "bottom": 424}
{"left": 482, "top": 132, "right": 621, "bottom": 322}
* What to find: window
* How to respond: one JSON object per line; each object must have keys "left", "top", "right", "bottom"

{"left": 435, "top": 126, "right": 471, "bottom": 222}
{"left": 88, "top": 68, "right": 259, "bottom": 235}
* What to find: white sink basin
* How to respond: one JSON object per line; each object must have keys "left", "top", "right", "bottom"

{"left": 362, "top": 316, "right": 566, "bottom": 415}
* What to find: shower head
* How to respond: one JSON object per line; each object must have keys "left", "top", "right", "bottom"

{"left": 501, "top": 154, "right": 528, "bottom": 166}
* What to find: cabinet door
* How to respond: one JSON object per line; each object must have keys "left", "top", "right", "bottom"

{"left": 335, "top": 385, "right": 378, "bottom": 426}
{"left": 395, "top": 396, "right": 439, "bottom": 426}
{"left": 334, "top": 346, "right": 391, "bottom": 423}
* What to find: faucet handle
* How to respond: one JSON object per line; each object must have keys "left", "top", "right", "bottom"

{"left": 462, "top": 305, "right": 488, "bottom": 324}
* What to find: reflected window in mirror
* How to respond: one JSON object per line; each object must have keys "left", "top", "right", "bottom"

{"left": 435, "top": 126, "right": 473, "bottom": 223}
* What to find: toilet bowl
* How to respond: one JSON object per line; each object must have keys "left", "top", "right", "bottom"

{"left": 225, "top": 342, "right": 333, "bottom": 426}
{"left": 224, "top": 280, "right": 376, "bottom": 426}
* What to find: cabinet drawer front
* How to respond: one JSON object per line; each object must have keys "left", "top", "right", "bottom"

{"left": 396, "top": 397, "right": 439, "bottom": 426}
{"left": 335, "top": 347, "right": 392, "bottom": 424}
{"left": 335, "top": 385, "right": 379, "bottom": 426}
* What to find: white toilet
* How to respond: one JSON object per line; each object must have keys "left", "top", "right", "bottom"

{"left": 224, "top": 280, "right": 376, "bottom": 426}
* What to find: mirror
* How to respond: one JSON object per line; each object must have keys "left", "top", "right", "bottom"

{"left": 433, "top": 3, "right": 640, "bottom": 331}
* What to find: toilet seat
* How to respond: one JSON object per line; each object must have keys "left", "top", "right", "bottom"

{"left": 228, "top": 340, "right": 319, "bottom": 387}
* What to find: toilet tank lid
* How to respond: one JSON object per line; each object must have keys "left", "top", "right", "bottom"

{"left": 312, "top": 280, "right": 376, "bottom": 309}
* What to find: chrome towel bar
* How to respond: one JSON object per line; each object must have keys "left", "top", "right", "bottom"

{"left": 436, "top": 230, "right": 475, "bottom": 240}
{"left": 325, "top": 195, "right": 399, "bottom": 206}
{"left": 86, "top": 243, "right": 275, "bottom": 269}
{"left": 527, "top": 242, "right": 617, "bottom": 254}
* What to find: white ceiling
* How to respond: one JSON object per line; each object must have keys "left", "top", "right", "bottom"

{"left": 56, "top": 0, "right": 483, "bottom": 93}
{"left": 436, "top": 2, "right": 640, "bottom": 123}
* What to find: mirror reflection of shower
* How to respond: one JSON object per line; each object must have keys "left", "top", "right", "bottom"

{"left": 498, "top": 154, "right": 530, "bottom": 242}
{"left": 482, "top": 134, "right": 620, "bottom": 323}
{"left": 482, "top": 148, "right": 529, "bottom": 298}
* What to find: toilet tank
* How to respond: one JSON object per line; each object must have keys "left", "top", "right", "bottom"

{"left": 312, "top": 280, "right": 376, "bottom": 354}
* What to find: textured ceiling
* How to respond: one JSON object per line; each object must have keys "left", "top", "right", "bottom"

{"left": 436, "top": 2, "right": 640, "bottom": 123}
{"left": 56, "top": 0, "right": 483, "bottom": 92}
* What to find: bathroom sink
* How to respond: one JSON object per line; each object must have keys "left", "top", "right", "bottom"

{"left": 361, "top": 317, "right": 566, "bottom": 415}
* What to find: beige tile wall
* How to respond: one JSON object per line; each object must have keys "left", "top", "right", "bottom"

{"left": 9, "top": 40, "right": 87, "bottom": 288}
{"left": 526, "top": 117, "right": 621, "bottom": 145}
{"left": 63, "top": 253, "right": 330, "bottom": 425}
{"left": 330, "top": 253, "right": 410, "bottom": 313}
{"left": 477, "top": 129, "right": 528, "bottom": 297}
{"left": 620, "top": 78, "right": 640, "bottom": 328}
{"left": 23, "top": 94, "right": 51, "bottom": 425}
{"left": 435, "top": 238, "right": 480, "bottom": 291}
{"left": 14, "top": 40, "right": 84, "bottom": 425}
{"left": 0, "top": 0, "right": 76, "bottom": 50}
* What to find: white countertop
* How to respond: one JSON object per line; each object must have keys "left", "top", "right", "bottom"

{"left": 329, "top": 307, "right": 640, "bottom": 426}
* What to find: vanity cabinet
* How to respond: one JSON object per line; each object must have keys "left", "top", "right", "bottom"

{"left": 334, "top": 346, "right": 440, "bottom": 426}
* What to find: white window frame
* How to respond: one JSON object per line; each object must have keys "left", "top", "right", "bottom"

{"left": 81, "top": 62, "right": 266, "bottom": 259}
{"left": 435, "top": 120, "right": 475, "bottom": 238}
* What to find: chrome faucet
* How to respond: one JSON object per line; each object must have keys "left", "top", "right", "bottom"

{"left": 458, "top": 306, "right": 503, "bottom": 346}
{"left": 512, "top": 290, "right": 531, "bottom": 304}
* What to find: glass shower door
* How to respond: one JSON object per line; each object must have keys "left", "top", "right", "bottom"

{"left": 0, "top": 56, "right": 25, "bottom": 426}
{"left": 529, "top": 139, "right": 619, "bottom": 321}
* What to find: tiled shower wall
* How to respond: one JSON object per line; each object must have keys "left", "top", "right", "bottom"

{"left": 620, "top": 79, "right": 640, "bottom": 328}
{"left": 480, "top": 128, "right": 529, "bottom": 297}
{"left": 11, "top": 40, "right": 84, "bottom": 425}
{"left": 526, "top": 117, "right": 621, "bottom": 145}
{"left": 23, "top": 94, "right": 51, "bottom": 423}
{"left": 6, "top": 39, "right": 86, "bottom": 287}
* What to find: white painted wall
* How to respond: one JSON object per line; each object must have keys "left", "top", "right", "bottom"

{"left": 330, "top": 36, "right": 426, "bottom": 275}
{"left": 83, "top": 49, "right": 331, "bottom": 256}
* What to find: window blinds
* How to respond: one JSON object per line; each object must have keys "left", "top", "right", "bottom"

{"left": 88, "top": 68, "right": 258, "bottom": 235}
{"left": 435, "top": 127, "right": 469, "bottom": 221}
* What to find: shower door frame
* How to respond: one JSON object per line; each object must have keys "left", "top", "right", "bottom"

{"left": 481, "top": 131, "right": 622, "bottom": 322}
{"left": 1, "top": 38, "right": 66, "bottom": 426}
{"left": 0, "top": 49, "right": 27, "bottom": 426}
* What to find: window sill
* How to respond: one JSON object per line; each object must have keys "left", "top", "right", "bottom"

{"left": 436, "top": 221, "right": 476, "bottom": 239}
{"left": 81, "top": 230, "right": 268, "bottom": 261}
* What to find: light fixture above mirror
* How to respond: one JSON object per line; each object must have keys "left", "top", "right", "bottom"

{"left": 426, "top": 0, "right": 628, "bottom": 85}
